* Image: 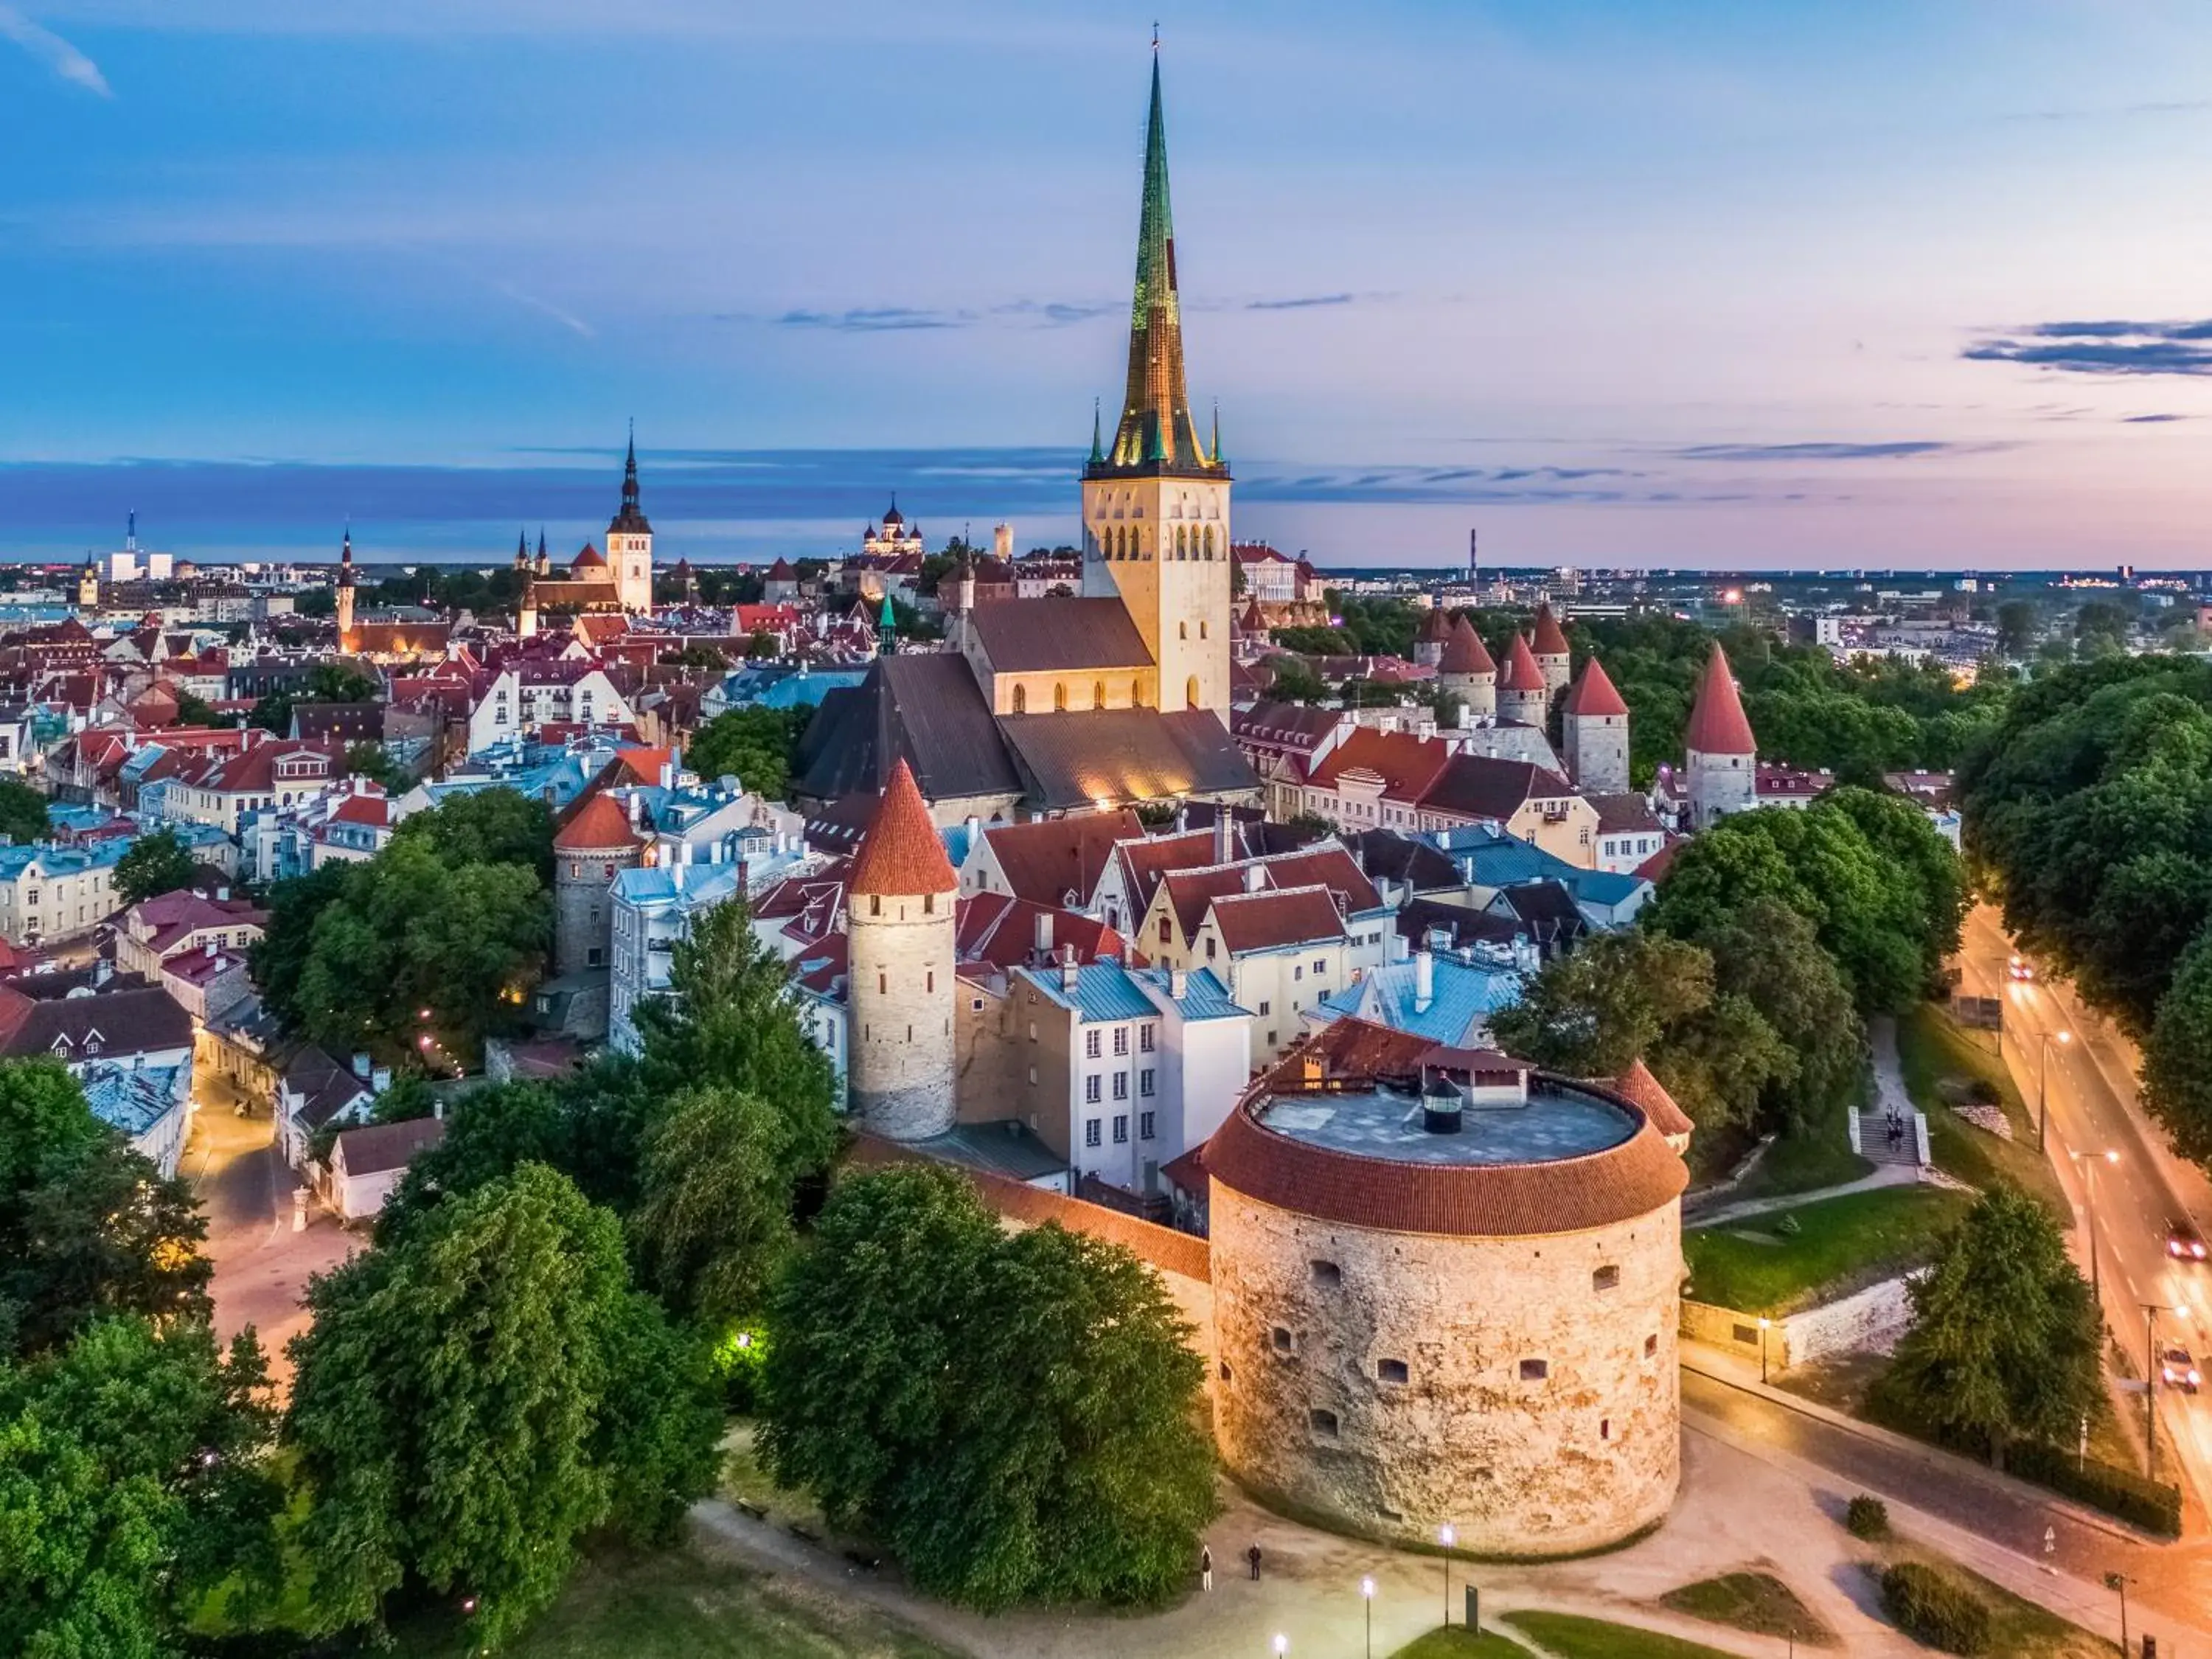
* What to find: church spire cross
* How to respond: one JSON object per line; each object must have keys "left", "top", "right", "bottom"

{"left": 1089, "top": 42, "right": 1222, "bottom": 481}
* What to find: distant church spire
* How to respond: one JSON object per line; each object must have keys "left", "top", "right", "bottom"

{"left": 611, "top": 420, "right": 650, "bottom": 535}
{"left": 1090, "top": 397, "right": 1103, "bottom": 465}
{"left": 1090, "top": 41, "right": 1222, "bottom": 479}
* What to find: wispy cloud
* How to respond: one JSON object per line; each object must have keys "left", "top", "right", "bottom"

{"left": 1244, "top": 293, "right": 1356, "bottom": 311}
{"left": 776, "top": 306, "right": 975, "bottom": 333}
{"left": 1964, "top": 319, "right": 2212, "bottom": 377}
{"left": 2003, "top": 99, "right": 2212, "bottom": 123}
{"left": 0, "top": 5, "right": 110, "bottom": 96}
{"left": 2123, "top": 412, "right": 2188, "bottom": 423}
{"left": 1671, "top": 441, "right": 1962, "bottom": 462}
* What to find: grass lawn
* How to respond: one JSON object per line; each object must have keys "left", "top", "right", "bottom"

{"left": 1659, "top": 1571, "right": 1836, "bottom": 1646}
{"left": 1860, "top": 1543, "right": 2116, "bottom": 1659}
{"left": 1388, "top": 1627, "right": 1529, "bottom": 1658}
{"left": 389, "top": 1545, "right": 959, "bottom": 1658}
{"left": 1683, "top": 1183, "right": 1974, "bottom": 1315}
{"left": 1896, "top": 1004, "right": 2070, "bottom": 1217}
{"left": 1500, "top": 1611, "right": 1743, "bottom": 1658}
{"left": 1686, "top": 1116, "right": 1873, "bottom": 1206}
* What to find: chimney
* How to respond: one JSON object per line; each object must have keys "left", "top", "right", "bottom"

{"left": 1388, "top": 930, "right": 1410, "bottom": 964}
{"left": 660, "top": 759, "right": 674, "bottom": 789}
{"left": 1413, "top": 947, "right": 1435, "bottom": 1014}
{"left": 735, "top": 856, "right": 749, "bottom": 891}
{"left": 433, "top": 1094, "right": 445, "bottom": 1121}
{"left": 1214, "top": 812, "right": 1232, "bottom": 864}
{"left": 1169, "top": 965, "right": 1188, "bottom": 999}
{"left": 352, "top": 1051, "right": 372, "bottom": 1082}
{"left": 1243, "top": 864, "right": 1266, "bottom": 894}
{"left": 1058, "top": 942, "right": 1079, "bottom": 994}
{"left": 1034, "top": 910, "right": 1054, "bottom": 959}
{"left": 994, "top": 522, "right": 1013, "bottom": 560}
{"left": 372, "top": 1066, "right": 392, "bottom": 1094}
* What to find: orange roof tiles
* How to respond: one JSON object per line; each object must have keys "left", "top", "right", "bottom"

{"left": 553, "top": 791, "right": 641, "bottom": 852}
{"left": 849, "top": 758, "right": 958, "bottom": 897}
{"left": 1613, "top": 1058, "right": 1695, "bottom": 1141}
{"left": 1684, "top": 641, "right": 1757, "bottom": 755}
{"left": 1531, "top": 602, "right": 1571, "bottom": 657}
{"left": 1500, "top": 632, "right": 1548, "bottom": 692}
{"left": 1439, "top": 616, "right": 1496, "bottom": 676}
{"left": 1561, "top": 653, "right": 1630, "bottom": 718}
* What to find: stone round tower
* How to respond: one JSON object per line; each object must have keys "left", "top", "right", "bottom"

{"left": 1436, "top": 614, "right": 1497, "bottom": 720}
{"left": 1496, "top": 633, "right": 1551, "bottom": 730}
{"left": 1683, "top": 641, "right": 1757, "bottom": 830}
{"left": 1560, "top": 654, "right": 1631, "bottom": 794}
{"left": 552, "top": 791, "right": 644, "bottom": 976}
{"left": 846, "top": 758, "right": 958, "bottom": 1141}
{"left": 1531, "top": 602, "right": 1573, "bottom": 699}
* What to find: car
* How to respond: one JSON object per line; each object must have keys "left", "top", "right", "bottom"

{"left": 2160, "top": 1344, "right": 2201, "bottom": 1394}
{"left": 2008, "top": 954, "right": 2035, "bottom": 981}
{"left": 2170, "top": 1220, "right": 2209, "bottom": 1263}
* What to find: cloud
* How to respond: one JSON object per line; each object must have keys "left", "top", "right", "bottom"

{"left": 1671, "top": 441, "right": 1961, "bottom": 462}
{"left": 2124, "top": 413, "right": 2189, "bottom": 423}
{"left": 1964, "top": 319, "right": 2212, "bottom": 377}
{"left": 2004, "top": 100, "right": 2212, "bottom": 123}
{"left": 0, "top": 5, "right": 110, "bottom": 95}
{"left": 775, "top": 306, "right": 977, "bottom": 332}
{"left": 1244, "top": 293, "right": 1356, "bottom": 311}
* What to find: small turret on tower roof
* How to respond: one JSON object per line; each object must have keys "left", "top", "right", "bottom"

{"left": 850, "top": 758, "right": 956, "bottom": 897}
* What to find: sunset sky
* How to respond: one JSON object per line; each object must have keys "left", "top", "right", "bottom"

{"left": 5, "top": 1, "right": 2212, "bottom": 567}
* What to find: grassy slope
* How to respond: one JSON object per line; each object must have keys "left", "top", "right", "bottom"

{"left": 1684, "top": 1184, "right": 1974, "bottom": 1315}
{"left": 1896, "top": 1004, "right": 2070, "bottom": 1217}
{"left": 1659, "top": 1571, "right": 1836, "bottom": 1646}
{"left": 1388, "top": 1627, "right": 1529, "bottom": 1658}
{"left": 1862, "top": 1542, "right": 2117, "bottom": 1659}
{"left": 390, "top": 1547, "right": 957, "bottom": 1659}
{"left": 1500, "top": 1611, "right": 1742, "bottom": 1658}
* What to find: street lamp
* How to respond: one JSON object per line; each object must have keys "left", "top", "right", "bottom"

{"left": 2037, "top": 1029, "right": 2071, "bottom": 1150}
{"left": 1361, "top": 1576, "right": 1376, "bottom": 1659}
{"left": 1759, "top": 1316, "right": 1773, "bottom": 1385}
{"left": 2073, "top": 1149, "right": 2118, "bottom": 1305}
{"left": 2104, "top": 1572, "right": 2132, "bottom": 1658}
{"left": 2142, "top": 1303, "right": 2178, "bottom": 1487}
{"left": 1271, "top": 1637, "right": 1288, "bottom": 1658}
{"left": 1439, "top": 1524, "right": 1456, "bottom": 1627}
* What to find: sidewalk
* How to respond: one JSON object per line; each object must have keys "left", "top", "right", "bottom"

{"left": 1688, "top": 1162, "right": 1917, "bottom": 1230}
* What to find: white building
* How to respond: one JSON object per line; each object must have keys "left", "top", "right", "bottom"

{"left": 0, "top": 838, "right": 134, "bottom": 945}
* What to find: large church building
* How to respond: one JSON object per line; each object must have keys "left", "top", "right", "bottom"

{"left": 794, "top": 52, "right": 1256, "bottom": 823}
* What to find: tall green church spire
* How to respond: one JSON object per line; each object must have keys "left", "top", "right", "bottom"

{"left": 1088, "top": 41, "right": 1223, "bottom": 480}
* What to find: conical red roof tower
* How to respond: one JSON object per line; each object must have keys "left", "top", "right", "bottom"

{"left": 1562, "top": 654, "right": 1629, "bottom": 717}
{"left": 1439, "top": 615, "right": 1495, "bottom": 675}
{"left": 1614, "top": 1057, "right": 1694, "bottom": 1143}
{"left": 1500, "top": 632, "right": 1547, "bottom": 693}
{"left": 1684, "top": 642, "right": 1756, "bottom": 756}
{"left": 851, "top": 758, "right": 958, "bottom": 896}
{"left": 1531, "top": 602, "right": 1571, "bottom": 658}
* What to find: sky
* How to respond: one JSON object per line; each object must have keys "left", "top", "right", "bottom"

{"left": 4, "top": 1, "right": 2212, "bottom": 569}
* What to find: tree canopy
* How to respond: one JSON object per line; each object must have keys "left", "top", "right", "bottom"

{"left": 285, "top": 1163, "right": 720, "bottom": 1648}
{"left": 760, "top": 1166, "right": 1217, "bottom": 1610}
{"left": 114, "top": 827, "right": 196, "bottom": 907}
{"left": 0, "top": 777, "right": 49, "bottom": 849}
{"left": 683, "top": 705, "right": 813, "bottom": 801}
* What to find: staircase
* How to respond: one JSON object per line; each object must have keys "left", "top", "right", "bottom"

{"left": 1854, "top": 1109, "right": 1926, "bottom": 1169}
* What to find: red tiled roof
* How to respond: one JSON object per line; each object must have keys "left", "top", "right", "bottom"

{"left": 849, "top": 758, "right": 957, "bottom": 897}
{"left": 1685, "top": 642, "right": 1756, "bottom": 756}
{"left": 1633, "top": 840, "right": 1680, "bottom": 882}
{"left": 1561, "top": 654, "right": 1630, "bottom": 717}
{"left": 1306, "top": 726, "right": 1454, "bottom": 798}
{"left": 1419, "top": 754, "right": 1571, "bottom": 822}
{"left": 1500, "top": 632, "right": 1548, "bottom": 693}
{"left": 1416, "top": 606, "right": 1455, "bottom": 644}
{"left": 1531, "top": 602, "right": 1571, "bottom": 658}
{"left": 328, "top": 794, "right": 392, "bottom": 828}
{"left": 1207, "top": 886, "right": 1346, "bottom": 953}
{"left": 1439, "top": 616, "right": 1495, "bottom": 676}
{"left": 978, "top": 810, "right": 1144, "bottom": 907}
{"left": 552, "top": 791, "right": 641, "bottom": 852}
{"left": 1613, "top": 1058, "right": 1695, "bottom": 1141}
{"left": 571, "top": 543, "right": 608, "bottom": 571}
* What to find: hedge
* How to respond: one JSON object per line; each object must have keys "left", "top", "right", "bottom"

{"left": 1881, "top": 1562, "right": 1992, "bottom": 1655}
{"left": 2006, "top": 1440, "right": 2182, "bottom": 1538}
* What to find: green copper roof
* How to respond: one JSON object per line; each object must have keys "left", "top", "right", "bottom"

{"left": 1092, "top": 49, "right": 1225, "bottom": 481}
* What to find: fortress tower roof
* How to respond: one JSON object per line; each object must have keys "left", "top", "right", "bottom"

{"left": 1562, "top": 654, "right": 1629, "bottom": 718}
{"left": 1685, "top": 641, "right": 1756, "bottom": 755}
{"left": 850, "top": 758, "right": 958, "bottom": 897}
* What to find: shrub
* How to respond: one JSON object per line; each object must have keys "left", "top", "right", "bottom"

{"left": 2006, "top": 1440, "right": 2183, "bottom": 1538}
{"left": 1846, "top": 1493, "right": 1890, "bottom": 1540}
{"left": 1967, "top": 1078, "right": 2001, "bottom": 1107}
{"left": 1881, "top": 1562, "right": 1992, "bottom": 1655}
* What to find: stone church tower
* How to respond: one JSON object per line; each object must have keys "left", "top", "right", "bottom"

{"left": 335, "top": 527, "right": 357, "bottom": 649}
{"left": 607, "top": 426, "right": 654, "bottom": 614}
{"left": 846, "top": 759, "right": 959, "bottom": 1141}
{"left": 1684, "top": 641, "right": 1758, "bottom": 829}
{"left": 1080, "top": 45, "right": 1232, "bottom": 714}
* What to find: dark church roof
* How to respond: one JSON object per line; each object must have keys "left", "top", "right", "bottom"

{"left": 967, "top": 598, "right": 1152, "bottom": 675}
{"left": 997, "top": 707, "right": 1257, "bottom": 812}
{"left": 793, "top": 654, "right": 1023, "bottom": 807}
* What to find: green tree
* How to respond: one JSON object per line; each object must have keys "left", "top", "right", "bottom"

{"left": 1691, "top": 897, "right": 1866, "bottom": 1135}
{"left": 1487, "top": 931, "right": 1717, "bottom": 1078}
{"left": 684, "top": 706, "right": 813, "bottom": 799}
{"left": 391, "top": 785, "right": 554, "bottom": 883}
{"left": 761, "top": 1167, "right": 1217, "bottom": 1610}
{"left": 114, "top": 827, "right": 197, "bottom": 907}
{"left": 1265, "top": 656, "right": 1327, "bottom": 703}
{"left": 0, "top": 777, "right": 49, "bottom": 848}
{"left": 1881, "top": 1189, "right": 2103, "bottom": 1469}
{"left": 630, "top": 1085, "right": 813, "bottom": 1325}
{"left": 0, "top": 1317, "right": 282, "bottom": 1657}
{"left": 248, "top": 861, "right": 355, "bottom": 1031}
{"left": 0, "top": 1060, "right": 213, "bottom": 1361}
{"left": 170, "top": 689, "right": 234, "bottom": 728}
{"left": 343, "top": 740, "right": 408, "bottom": 793}
{"left": 1995, "top": 599, "right": 2037, "bottom": 659}
{"left": 285, "top": 1164, "right": 720, "bottom": 1647}
{"left": 2143, "top": 930, "right": 2212, "bottom": 1166}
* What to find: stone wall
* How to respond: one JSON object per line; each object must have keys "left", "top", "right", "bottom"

{"left": 848, "top": 894, "right": 956, "bottom": 1141}
{"left": 1209, "top": 1183, "right": 1682, "bottom": 1556}
{"left": 1682, "top": 1276, "right": 1913, "bottom": 1372}
{"left": 1565, "top": 712, "right": 1629, "bottom": 794}
{"left": 1686, "top": 748, "right": 1756, "bottom": 829}
{"left": 554, "top": 846, "right": 640, "bottom": 976}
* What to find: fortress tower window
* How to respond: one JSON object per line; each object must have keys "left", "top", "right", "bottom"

{"left": 1054, "top": 683, "right": 1068, "bottom": 712}
{"left": 1377, "top": 1358, "right": 1409, "bottom": 1385}
{"left": 1310, "top": 1260, "right": 1341, "bottom": 1288}
{"left": 1520, "top": 1359, "right": 1549, "bottom": 1382}
{"left": 1308, "top": 1409, "right": 1339, "bottom": 1439}
{"left": 869, "top": 895, "right": 881, "bottom": 917}
{"left": 1593, "top": 1265, "right": 1621, "bottom": 1292}
{"left": 1271, "top": 1326, "right": 1294, "bottom": 1355}
{"left": 1012, "top": 686, "right": 1026, "bottom": 713}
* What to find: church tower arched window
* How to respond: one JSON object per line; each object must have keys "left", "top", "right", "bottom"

{"left": 1093, "top": 681, "right": 1106, "bottom": 709}
{"left": 1012, "top": 685, "right": 1026, "bottom": 714}
{"left": 1054, "top": 682, "right": 1068, "bottom": 712}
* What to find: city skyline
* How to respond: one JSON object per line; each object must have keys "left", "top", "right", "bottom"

{"left": 7, "top": 2, "right": 2212, "bottom": 567}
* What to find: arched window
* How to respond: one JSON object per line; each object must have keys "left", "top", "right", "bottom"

{"left": 1203, "top": 524, "right": 1215, "bottom": 557}
{"left": 1178, "top": 621, "right": 1188, "bottom": 641}
{"left": 1175, "top": 526, "right": 1189, "bottom": 558}
{"left": 1093, "top": 681, "right": 1107, "bottom": 709}
{"left": 1132, "top": 679, "right": 1144, "bottom": 706}
{"left": 1054, "top": 682, "right": 1068, "bottom": 712}
{"left": 1012, "top": 685, "right": 1026, "bottom": 714}
{"left": 1187, "top": 675, "right": 1202, "bottom": 707}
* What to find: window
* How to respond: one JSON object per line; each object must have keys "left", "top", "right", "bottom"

{"left": 1027, "top": 1065, "right": 1037, "bottom": 1085}
{"left": 1309, "top": 1408, "right": 1339, "bottom": 1438}
{"left": 1313, "top": 957, "right": 1327, "bottom": 976}
{"left": 1054, "top": 683, "right": 1068, "bottom": 712}
{"left": 1219, "top": 1360, "right": 1232, "bottom": 1382}
{"left": 1257, "top": 1000, "right": 1271, "bottom": 1016}
{"left": 1267, "top": 1030, "right": 1277, "bottom": 1047}
{"left": 1112, "top": 1073, "right": 1128, "bottom": 1101}
{"left": 1293, "top": 964, "right": 1303, "bottom": 982}
{"left": 1310, "top": 1260, "right": 1341, "bottom": 1288}
{"left": 1139, "top": 1068, "right": 1155, "bottom": 1097}
{"left": 1084, "top": 1076, "right": 1102, "bottom": 1104}
{"left": 973, "top": 997, "right": 984, "bottom": 1012}
{"left": 1012, "top": 685, "right": 1026, "bottom": 713}
{"left": 1084, "top": 1118, "right": 1102, "bottom": 1148}
{"left": 1377, "top": 1358, "right": 1409, "bottom": 1385}
{"left": 926, "top": 971, "right": 935, "bottom": 992}
{"left": 1270, "top": 1326, "right": 1294, "bottom": 1354}
{"left": 1520, "top": 1359, "right": 1548, "bottom": 1382}
{"left": 869, "top": 894, "right": 881, "bottom": 917}
{"left": 1138, "top": 1110, "right": 1155, "bottom": 1139}
{"left": 877, "top": 973, "right": 887, "bottom": 994}
{"left": 1093, "top": 681, "right": 1106, "bottom": 709}
{"left": 923, "top": 893, "right": 935, "bottom": 914}
{"left": 1085, "top": 1029, "right": 1102, "bottom": 1059}
{"left": 1205, "top": 937, "right": 1217, "bottom": 961}
{"left": 1112, "top": 1115, "right": 1128, "bottom": 1144}
{"left": 1112, "top": 1027, "right": 1129, "bottom": 1056}
{"left": 1645, "top": 1333, "right": 1660, "bottom": 1357}
{"left": 1158, "top": 918, "right": 1172, "bottom": 944}
{"left": 1600, "top": 1418, "right": 1611, "bottom": 1441}
{"left": 1139, "top": 1023, "right": 1156, "bottom": 1053}
{"left": 1593, "top": 1265, "right": 1621, "bottom": 1292}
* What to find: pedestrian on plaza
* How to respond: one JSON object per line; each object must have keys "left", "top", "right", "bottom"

{"left": 1248, "top": 1543, "right": 1262, "bottom": 1582}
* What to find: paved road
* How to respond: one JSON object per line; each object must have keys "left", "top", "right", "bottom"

{"left": 1958, "top": 905, "right": 2212, "bottom": 1520}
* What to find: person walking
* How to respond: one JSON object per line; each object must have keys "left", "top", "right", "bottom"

{"left": 1248, "top": 1543, "right": 1263, "bottom": 1582}
{"left": 1200, "top": 1545, "right": 1213, "bottom": 1592}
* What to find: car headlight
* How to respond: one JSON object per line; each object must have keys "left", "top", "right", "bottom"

{"left": 2192, "top": 1371, "right": 2202, "bottom": 1385}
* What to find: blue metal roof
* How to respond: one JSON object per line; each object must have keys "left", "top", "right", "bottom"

{"left": 1315, "top": 954, "right": 1524, "bottom": 1047}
